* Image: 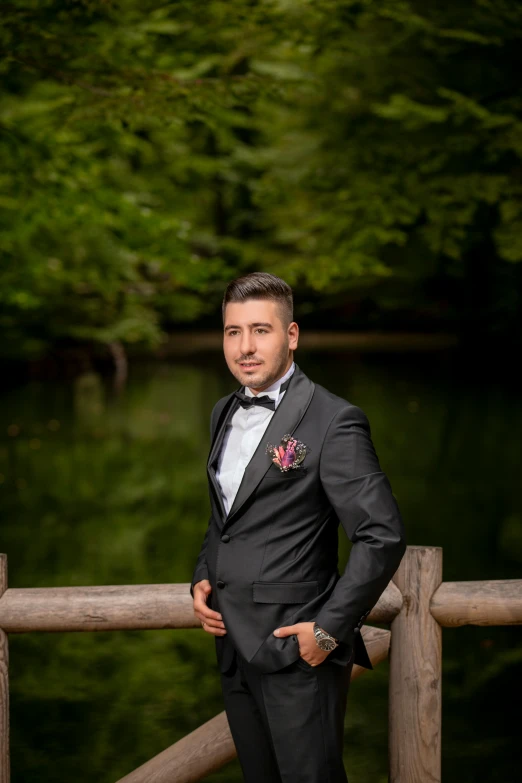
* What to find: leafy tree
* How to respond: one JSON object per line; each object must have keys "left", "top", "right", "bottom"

{"left": 1, "top": 0, "right": 521, "bottom": 362}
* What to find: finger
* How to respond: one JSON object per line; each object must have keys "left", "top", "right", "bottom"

{"left": 202, "top": 621, "right": 227, "bottom": 636}
{"left": 194, "top": 603, "right": 223, "bottom": 621}
{"left": 273, "top": 624, "right": 297, "bottom": 637}
{"left": 195, "top": 608, "right": 225, "bottom": 625}
{"left": 197, "top": 614, "right": 226, "bottom": 629}
{"left": 195, "top": 607, "right": 223, "bottom": 623}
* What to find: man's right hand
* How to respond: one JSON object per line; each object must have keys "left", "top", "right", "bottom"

{"left": 193, "top": 579, "right": 227, "bottom": 635}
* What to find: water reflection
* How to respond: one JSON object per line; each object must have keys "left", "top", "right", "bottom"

{"left": 0, "top": 352, "right": 520, "bottom": 782}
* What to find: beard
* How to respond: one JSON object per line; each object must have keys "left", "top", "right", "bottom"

{"left": 231, "top": 343, "right": 290, "bottom": 391}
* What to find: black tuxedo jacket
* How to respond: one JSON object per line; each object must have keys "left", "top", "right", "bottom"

{"left": 191, "top": 363, "right": 406, "bottom": 674}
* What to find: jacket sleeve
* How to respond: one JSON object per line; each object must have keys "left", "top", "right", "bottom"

{"left": 189, "top": 402, "right": 219, "bottom": 597}
{"left": 314, "top": 404, "right": 406, "bottom": 645}
{"left": 190, "top": 514, "right": 212, "bottom": 597}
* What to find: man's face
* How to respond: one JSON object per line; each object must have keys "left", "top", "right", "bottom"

{"left": 223, "top": 299, "right": 299, "bottom": 393}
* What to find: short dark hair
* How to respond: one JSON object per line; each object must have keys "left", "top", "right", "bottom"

{"left": 222, "top": 272, "right": 293, "bottom": 327}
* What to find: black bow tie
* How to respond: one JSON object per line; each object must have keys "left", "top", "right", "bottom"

{"left": 234, "top": 374, "right": 293, "bottom": 411}
{"left": 234, "top": 391, "right": 276, "bottom": 410}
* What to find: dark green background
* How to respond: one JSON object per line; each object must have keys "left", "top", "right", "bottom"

{"left": 1, "top": 350, "right": 520, "bottom": 782}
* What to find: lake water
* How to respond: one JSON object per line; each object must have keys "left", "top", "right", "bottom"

{"left": 1, "top": 350, "right": 520, "bottom": 782}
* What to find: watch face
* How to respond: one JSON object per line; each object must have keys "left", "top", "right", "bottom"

{"left": 318, "top": 638, "right": 337, "bottom": 651}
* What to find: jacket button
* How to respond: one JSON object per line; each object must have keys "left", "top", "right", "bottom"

{"left": 221, "top": 534, "right": 230, "bottom": 543}
{"left": 217, "top": 580, "right": 226, "bottom": 589}
{"left": 353, "top": 627, "right": 361, "bottom": 635}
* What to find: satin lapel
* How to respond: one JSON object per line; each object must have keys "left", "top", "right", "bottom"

{"left": 224, "top": 364, "right": 315, "bottom": 528}
{"left": 207, "top": 392, "right": 240, "bottom": 526}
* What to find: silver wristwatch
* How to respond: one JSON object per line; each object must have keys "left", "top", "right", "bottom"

{"left": 313, "top": 622, "right": 339, "bottom": 652}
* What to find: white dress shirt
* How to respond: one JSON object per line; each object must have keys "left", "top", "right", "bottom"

{"left": 216, "top": 362, "right": 295, "bottom": 516}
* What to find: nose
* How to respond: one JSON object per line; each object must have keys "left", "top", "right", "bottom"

{"left": 240, "top": 330, "right": 256, "bottom": 356}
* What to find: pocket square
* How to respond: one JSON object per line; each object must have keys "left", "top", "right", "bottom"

{"left": 265, "top": 434, "right": 308, "bottom": 472}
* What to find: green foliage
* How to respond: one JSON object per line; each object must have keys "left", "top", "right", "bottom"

{"left": 1, "top": 1, "right": 522, "bottom": 357}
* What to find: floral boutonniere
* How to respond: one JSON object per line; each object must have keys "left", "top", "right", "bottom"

{"left": 265, "top": 434, "right": 308, "bottom": 472}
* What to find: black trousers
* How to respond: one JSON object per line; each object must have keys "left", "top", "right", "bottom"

{"left": 219, "top": 644, "right": 355, "bottom": 783}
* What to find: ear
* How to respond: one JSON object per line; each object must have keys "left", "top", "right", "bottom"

{"left": 288, "top": 321, "right": 299, "bottom": 351}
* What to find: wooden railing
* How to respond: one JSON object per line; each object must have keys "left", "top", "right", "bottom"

{"left": 0, "top": 547, "right": 521, "bottom": 782}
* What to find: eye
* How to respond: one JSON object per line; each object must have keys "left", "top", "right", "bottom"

{"left": 255, "top": 329, "right": 268, "bottom": 334}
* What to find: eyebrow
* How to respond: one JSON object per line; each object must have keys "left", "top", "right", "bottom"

{"left": 224, "top": 322, "right": 273, "bottom": 332}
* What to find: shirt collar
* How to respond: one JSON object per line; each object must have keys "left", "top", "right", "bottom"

{"left": 244, "top": 361, "right": 295, "bottom": 401}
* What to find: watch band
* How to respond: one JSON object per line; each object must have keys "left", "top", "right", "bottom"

{"left": 313, "top": 622, "right": 339, "bottom": 649}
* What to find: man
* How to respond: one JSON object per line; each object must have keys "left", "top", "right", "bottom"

{"left": 191, "top": 272, "right": 406, "bottom": 783}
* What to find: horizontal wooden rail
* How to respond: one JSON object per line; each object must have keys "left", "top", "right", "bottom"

{"left": 115, "top": 626, "right": 392, "bottom": 783}
{"left": 430, "top": 579, "right": 522, "bottom": 626}
{"left": 2, "top": 547, "right": 521, "bottom": 783}
{"left": 0, "top": 584, "right": 196, "bottom": 633}
{"left": 0, "top": 581, "right": 403, "bottom": 634}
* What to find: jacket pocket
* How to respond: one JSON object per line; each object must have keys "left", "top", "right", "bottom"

{"left": 252, "top": 580, "right": 319, "bottom": 604}
{"left": 294, "top": 655, "right": 316, "bottom": 671}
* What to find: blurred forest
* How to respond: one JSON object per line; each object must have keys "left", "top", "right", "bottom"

{"left": 1, "top": 0, "right": 522, "bottom": 363}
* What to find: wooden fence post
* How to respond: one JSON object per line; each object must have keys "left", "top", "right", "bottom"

{"left": 0, "top": 555, "right": 9, "bottom": 783}
{"left": 389, "top": 546, "right": 442, "bottom": 783}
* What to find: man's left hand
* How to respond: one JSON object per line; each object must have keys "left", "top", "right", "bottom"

{"left": 273, "top": 621, "right": 331, "bottom": 666}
